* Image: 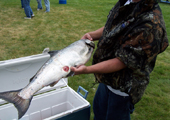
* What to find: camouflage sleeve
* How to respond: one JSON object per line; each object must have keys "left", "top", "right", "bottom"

{"left": 115, "top": 25, "right": 167, "bottom": 71}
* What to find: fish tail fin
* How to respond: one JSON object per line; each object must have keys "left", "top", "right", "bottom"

{"left": 0, "top": 90, "right": 32, "bottom": 119}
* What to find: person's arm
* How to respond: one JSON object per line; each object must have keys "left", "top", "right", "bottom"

{"left": 71, "top": 58, "right": 126, "bottom": 75}
{"left": 81, "top": 27, "right": 104, "bottom": 41}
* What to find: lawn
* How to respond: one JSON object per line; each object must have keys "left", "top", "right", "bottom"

{"left": 0, "top": 0, "right": 170, "bottom": 120}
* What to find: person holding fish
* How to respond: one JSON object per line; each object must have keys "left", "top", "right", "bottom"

{"left": 71, "top": 0, "right": 169, "bottom": 119}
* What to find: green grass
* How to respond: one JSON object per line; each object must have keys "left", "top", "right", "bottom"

{"left": 0, "top": 0, "right": 170, "bottom": 120}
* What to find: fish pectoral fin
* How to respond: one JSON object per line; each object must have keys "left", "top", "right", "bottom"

{"left": 66, "top": 71, "right": 75, "bottom": 77}
{"left": 48, "top": 50, "right": 59, "bottom": 57}
{"left": 30, "top": 75, "right": 36, "bottom": 82}
{"left": 65, "top": 65, "right": 77, "bottom": 77}
{"left": 49, "top": 81, "right": 59, "bottom": 87}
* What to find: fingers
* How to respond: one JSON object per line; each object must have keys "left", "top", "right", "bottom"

{"left": 70, "top": 67, "right": 78, "bottom": 75}
{"left": 81, "top": 33, "right": 93, "bottom": 41}
{"left": 70, "top": 65, "right": 86, "bottom": 75}
{"left": 70, "top": 67, "right": 76, "bottom": 72}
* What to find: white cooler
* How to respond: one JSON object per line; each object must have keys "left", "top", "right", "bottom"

{"left": 0, "top": 51, "right": 90, "bottom": 120}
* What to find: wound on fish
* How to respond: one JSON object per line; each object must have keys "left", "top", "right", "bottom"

{"left": 63, "top": 66, "right": 69, "bottom": 72}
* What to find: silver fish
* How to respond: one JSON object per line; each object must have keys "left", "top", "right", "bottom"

{"left": 0, "top": 39, "right": 95, "bottom": 119}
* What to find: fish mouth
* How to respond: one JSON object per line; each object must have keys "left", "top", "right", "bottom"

{"left": 85, "top": 40, "right": 95, "bottom": 49}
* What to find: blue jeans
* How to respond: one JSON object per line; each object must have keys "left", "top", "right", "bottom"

{"left": 23, "top": 0, "right": 33, "bottom": 18}
{"left": 21, "top": 0, "right": 24, "bottom": 8}
{"left": 93, "top": 83, "right": 134, "bottom": 120}
{"left": 36, "top": 0, "right": 50, "bottom": 12}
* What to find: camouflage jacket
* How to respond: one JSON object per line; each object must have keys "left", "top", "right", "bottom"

{"left": 92, "top": 0, "right": 169, "bottom": 104}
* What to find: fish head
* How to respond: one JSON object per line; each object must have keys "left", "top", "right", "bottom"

{"left": 76, "top": 39, "right": 95, "bottom": 63}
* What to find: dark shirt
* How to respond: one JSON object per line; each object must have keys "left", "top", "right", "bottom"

{"left": 93, "top": 0, "right": 169, "bottom": 104}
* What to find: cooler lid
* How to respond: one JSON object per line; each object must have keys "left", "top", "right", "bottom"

{"left": 0, "top": 49, "right": 68, "bottom": 105}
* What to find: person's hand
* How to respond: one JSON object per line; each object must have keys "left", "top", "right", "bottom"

{"left": 70, "top": 65, "right": 87, "bottom": 75}
{"left": 81, "top": 33, "right": 93, "bottom": 41}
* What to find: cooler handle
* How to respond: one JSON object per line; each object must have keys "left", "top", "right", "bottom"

{"left": 77, "top": 86, "right": 88, "bottom": 99}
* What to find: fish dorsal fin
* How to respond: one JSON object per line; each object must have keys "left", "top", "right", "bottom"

{"left": 48, "top": 50, "right": 59, "bottom": 57}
